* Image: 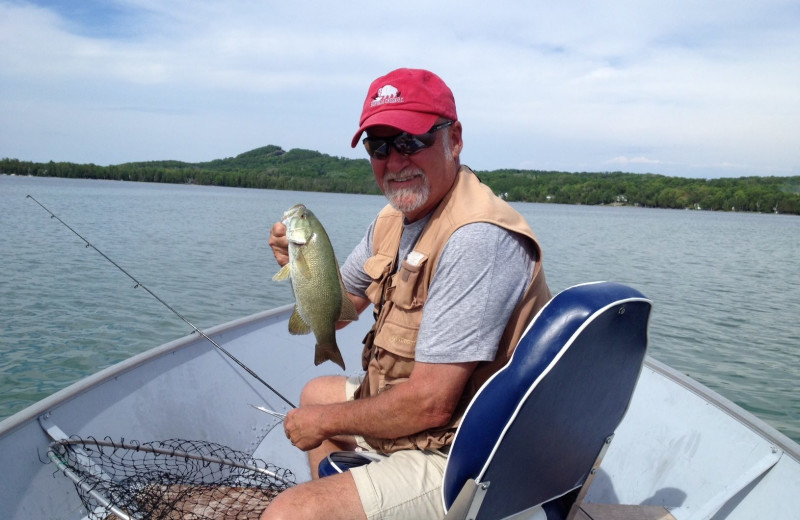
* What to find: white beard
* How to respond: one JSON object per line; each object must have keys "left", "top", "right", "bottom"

{"left": 382, "top": 168, "right": 431, "bottom": 214}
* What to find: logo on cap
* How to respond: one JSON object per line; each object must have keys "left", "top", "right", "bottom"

{"left": 371, "top": 84, "right": 403, "bottom": 107}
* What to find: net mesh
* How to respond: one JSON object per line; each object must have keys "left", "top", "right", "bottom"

{"left": 48, "top": 437, "right": 295, "bottom": 520}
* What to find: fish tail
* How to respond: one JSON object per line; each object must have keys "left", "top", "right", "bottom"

{"left": 315, "top": 342, "right": 346, "bottom": 370}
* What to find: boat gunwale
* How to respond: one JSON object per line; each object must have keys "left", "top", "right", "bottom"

{"left": 0, "top": 304, "right": 295, "bottom": 438}
{"left": 643, "top": 356, "right": 800, "bottom": 462}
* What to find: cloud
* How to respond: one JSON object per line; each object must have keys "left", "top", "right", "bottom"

{"left": 608, "top": 156, "right": 663, "bottom": 166}
{"left": 1, "top": 0, "right": 798, "bottom": 177}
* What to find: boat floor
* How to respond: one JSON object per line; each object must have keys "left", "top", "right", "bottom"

{"left": 575, "top": 504, "right": 676, "bottom": 520}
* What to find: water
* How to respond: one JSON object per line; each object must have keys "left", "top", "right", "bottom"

{"left": 1, "top": 175, "right": 798, "bottom": 444}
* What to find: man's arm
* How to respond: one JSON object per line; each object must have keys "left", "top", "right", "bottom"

{"left": 284, "top": 360, "right": 477, "bottom": 451}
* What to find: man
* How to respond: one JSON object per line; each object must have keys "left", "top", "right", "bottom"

{"left": 262, "top": 68, "right": 550, "bottom": 520}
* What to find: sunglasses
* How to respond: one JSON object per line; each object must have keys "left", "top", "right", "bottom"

{"left": 363, "top": 121, "right": 454, "bottom": 160}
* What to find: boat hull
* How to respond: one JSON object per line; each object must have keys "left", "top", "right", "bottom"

{"left": 1, "top": 307, "right": 798, "bottom": 519}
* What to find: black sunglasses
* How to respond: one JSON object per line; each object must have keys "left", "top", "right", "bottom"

{"left": 363, "top": 121, "right": 454, "bottom": 160}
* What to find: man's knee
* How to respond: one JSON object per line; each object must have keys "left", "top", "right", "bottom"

{"left": 299, "top": 375, "right": 348, "bottom": 406}
{"left": 260, "top": 473, "right": 366, "bottom": 520}
{"left": 259, "top": 486, "right": 295, "bottom": 520}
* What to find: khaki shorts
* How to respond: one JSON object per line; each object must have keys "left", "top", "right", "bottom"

{"left": 344, "top": 376, "right": 448, "bottom": 520}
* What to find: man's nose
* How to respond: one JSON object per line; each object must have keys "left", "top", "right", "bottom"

{"left": 384, "top": 145, "right": 412, "bottom": 170}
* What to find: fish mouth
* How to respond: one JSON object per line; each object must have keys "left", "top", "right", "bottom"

{"left": 282, "top": 204, "right": 306, "bottom": 222}
{"left": 282, "top": 204, "right": 306, "bottom": 226}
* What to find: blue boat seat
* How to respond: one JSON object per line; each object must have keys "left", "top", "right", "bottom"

{"left": 318, "top": 281, "right": 652, "bottom": 520}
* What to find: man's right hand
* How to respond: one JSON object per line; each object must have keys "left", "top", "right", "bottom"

{"left": 268, "top": 221, "right": 290, "bottom": 267}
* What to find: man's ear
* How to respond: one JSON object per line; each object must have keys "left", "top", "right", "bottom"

{"left": 449, "top": 121, "right": 464, "bottom": 160}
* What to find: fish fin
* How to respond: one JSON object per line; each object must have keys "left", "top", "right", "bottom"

{"left": 338, "top": 286, "right": 359, "bottom": 322}
{"left": 290, "top": 248, "right": 312, "bottom": 278}
{"left": 288, "top": 308, "right": 312, "bottom": 335}
{"left": 334, "top": 263, "right": 359, "bottom": 322}
{"left": 272, "top": 264, "right": 291, "bottom": 282}
{"left": 315, "top": 342, "right": 346, "bottom": 370}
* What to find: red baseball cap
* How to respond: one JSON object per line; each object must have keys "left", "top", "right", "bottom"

{"left": 350, "top": 68, "right": 458, "bottom": 148}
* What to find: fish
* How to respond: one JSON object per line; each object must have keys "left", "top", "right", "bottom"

{"left": 272, "top": 204, "right": 358, "bottom": 369}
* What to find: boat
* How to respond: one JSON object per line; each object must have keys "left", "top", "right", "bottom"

{"left": 1, "top": 283, "right": 799, "bottom": 519}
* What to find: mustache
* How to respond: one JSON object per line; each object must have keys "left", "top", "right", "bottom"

{"left": 384, "top": 168, "right": 425, "bottom": 182}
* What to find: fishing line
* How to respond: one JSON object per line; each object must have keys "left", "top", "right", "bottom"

{"left": 26, "top": 195, "right": 296, "bottom": 409}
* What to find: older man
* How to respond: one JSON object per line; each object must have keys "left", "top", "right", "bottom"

{"left": 263, "top": 68, "right": 550, "bottom": 520}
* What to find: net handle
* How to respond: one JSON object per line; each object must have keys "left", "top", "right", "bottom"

{"left": 47, "top": 448, "right": 134, "bottom": 520}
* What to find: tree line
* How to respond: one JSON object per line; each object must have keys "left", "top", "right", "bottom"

{"left": 483, "top": 169, "right": 800, "bottom": 214}
{"left": 3, "top": 145, "right": 798, "bottom": 215}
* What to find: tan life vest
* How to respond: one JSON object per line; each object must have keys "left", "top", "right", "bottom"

{"left": 355, "top": 166, "right": 551, "bottom": 453}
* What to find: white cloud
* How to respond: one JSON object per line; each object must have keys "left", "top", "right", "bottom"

{"left": 608, "top": 156, "right": 663, "bottom": 165}
{"left": 1, "top": 0, "right": 798, "bottom": 177}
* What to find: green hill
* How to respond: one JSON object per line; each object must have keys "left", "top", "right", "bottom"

{"left": 117, "top": 145, "right": 379, "bottom": 194}
{"left": 2, "top": 146, "right": 798, "bottom": 214}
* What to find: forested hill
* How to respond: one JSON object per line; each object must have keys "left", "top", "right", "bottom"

{"left": 3, "top": 145, "right": 799, "bottom": 215}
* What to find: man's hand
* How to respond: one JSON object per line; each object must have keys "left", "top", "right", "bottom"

{"left": 284, "top": 405, "right": 328, "bottom": 451}
{"left": 268, "top": 221, "right": 290, "bottom": 267}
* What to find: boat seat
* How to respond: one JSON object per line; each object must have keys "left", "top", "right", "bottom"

{"left": 318, "top": 281, "right": 652, "bottom": 520}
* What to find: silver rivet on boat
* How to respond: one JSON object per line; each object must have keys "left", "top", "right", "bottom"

{"left": 618, "top": 306, "right": 626, "bottom": 315}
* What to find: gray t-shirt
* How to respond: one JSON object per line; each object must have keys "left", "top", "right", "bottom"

{"left": 340, "top": 215, "right": 536, "bottom": 363}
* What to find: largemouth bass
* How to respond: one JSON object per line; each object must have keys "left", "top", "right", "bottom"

{"left": 272, "top": 204, "right": 358, "bottom": 369}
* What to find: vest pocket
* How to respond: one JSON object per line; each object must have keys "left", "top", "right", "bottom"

{"left": 391, "top": 256, "right": 428, "bottom": 309}
{"left": 373, "top": 317, "right": 418, "bottom": 360}
{"left": 372, "top": 254, "right": 427, "bottom": 359}
{"left": 364, "top": 253, "right": 393, "bottom": 305}
{"left": 374, "top": 349, "right": 411, "bottom": 392}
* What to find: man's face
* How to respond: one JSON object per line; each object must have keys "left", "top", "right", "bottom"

{"left": 367, "top": 121, "right": 462, "bottom": 222}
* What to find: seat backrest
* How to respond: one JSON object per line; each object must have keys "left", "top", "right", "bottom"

{"left": 441, "top": 281, "right": 651, "bottom": 519}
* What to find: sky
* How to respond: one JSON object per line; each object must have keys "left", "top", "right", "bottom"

{"left": 1, "top": 0, "right": 798, "bottom": 179}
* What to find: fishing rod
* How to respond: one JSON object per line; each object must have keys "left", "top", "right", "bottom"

{"left": 26, "top": 195, "right": 296, "bottom": 409}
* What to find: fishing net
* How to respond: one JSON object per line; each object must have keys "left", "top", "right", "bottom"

{"left": 47, "top": 437, "right": 295, "bottom": 520}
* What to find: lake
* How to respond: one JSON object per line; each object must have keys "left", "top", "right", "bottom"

{"left": 1, "top": 174, "right": 798, "bottom": 443}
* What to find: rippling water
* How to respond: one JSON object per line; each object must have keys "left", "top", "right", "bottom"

{"left": 1, "top": 175, "right": 798, "bottom": 443}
